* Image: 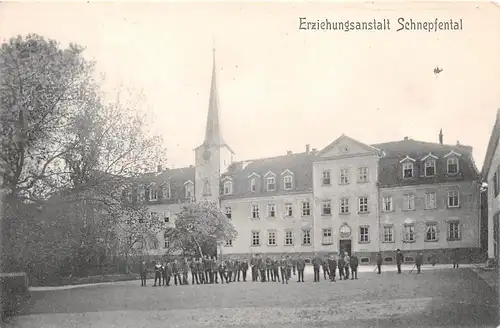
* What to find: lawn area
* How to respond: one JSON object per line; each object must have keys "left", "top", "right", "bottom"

{"left": 6, "top": 268, "right": 499, "bottom": 328}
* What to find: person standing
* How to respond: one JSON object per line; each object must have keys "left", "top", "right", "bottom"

{"left": 265, "top": 257, "right": 272, "bottom": 282}
{"left": 226, "top": 258, "right": 234, "bottom": 283}
{"left": 173, "top": 259, "right": 181, "bottom": 285}
{"left": 328, "top": 254, "right": 337, "bottom": 282}
{"left": 211, "top": 256, "right": 218, "bottom": 283}
{"left": 344, "top": 252, "right": 350, "bottom": 280}
{"left": 350, "top": 252, "right": 359, "bottom": 280}
{"left": 312, "top": 253, "right": 322, "bottom": 282}
{"left": 396, "top": 249, "right": 403, "bottom": 274}
{"left": 291, "top": 255, "right": 297, "bottom": 276}
{"left": 260, "top": 256, "right": 267, "bottom": 282}
{"left": 376, "top": 253, "right": 382, "bottom": 274}
{"left": 190, "top": 258, "right": 198, "bottom": 285}
{"left": 234, "top": 258, "right": 241, "bottom": 282}
{"left": 338, "top": 255, "right": 345, "bottom": 280}
{"left": 218, "top": 259, "right": 227, "bottom": 284}
{"left": 453, "top": 248, "right": 459, "bottom": 268}
{"left": 416, "top": 252, "right": 424, "bottom": 274}
{"left": 271, "top": 257, "right": 279, "bottom": 282}
{"left": 197, "top": 258, "right": 205, "bottom": 284}
{"left": 203, "top": 255, "right": 211, "bottom": 283}
{"left": 296, "top": 255, "right": 305, "bottom": 283}
{"left": 250, "top": 254, "right": 258, "bottom": 282}
{"left": 280, "top": 256, "right": 289, "bottom": 284}
{"left": 240, "top": 257, "right": 249, "bottom": 282}
{"left": 321, "top": 255, "right": 330, "bottom": 280}
{"left": 164, "top": 261, "right": 172, "bottom": 287}
{"left": 153, "top": 261, "right": 162, "bottom": 287}
{"left": 181, "top": 258, "right": 189, "bottom": 285}
{"left": 162, "top": 261, "right": 168, "bottom": 286}
{"left": 139, "top": 260, "right": 147, "bottom": 287}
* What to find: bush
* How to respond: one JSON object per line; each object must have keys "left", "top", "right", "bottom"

{"left": 1, "top": 272, "right": 30, "bottom": 321}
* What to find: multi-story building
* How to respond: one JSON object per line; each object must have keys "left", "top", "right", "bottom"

{"left": 132, "top": 52, "right": 482, "bottom": 263}
{"left": 374, "top": 135, "right": 482, "bottom": 264}
{"left": 482, "top": 109, "right": 500, "bottom": 267}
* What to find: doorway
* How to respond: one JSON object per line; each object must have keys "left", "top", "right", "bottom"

{"left": 339, "top": 239, "right": 352, "bottom": 256}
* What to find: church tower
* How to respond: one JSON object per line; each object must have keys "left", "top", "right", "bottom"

{"left": 194, "top": 49, "right": 234, "bottom": 203}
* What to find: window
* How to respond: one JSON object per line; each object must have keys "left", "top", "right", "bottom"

{"left": 403, "top": 224, "right": 415, "bottom": 242}
{"left": 267, "top": 204, "right": 276, "bottom": 218}
{"left": 322, "top": 228, "right": 333, "bottom": 244}
{"left": 359, "top": 226, "right": 369, "bottom": 243}
{"left": 137, "top": 187, "right": 145, "bottom": 203}
{"left": 358, "top": 197, "right": 368, "bottom": 213}
{"left": 284, "top": 176, "right": 293, "bottom": 190}
{"left": 251, "top": 205, "right": 260, "bottom": 219}
{"left": 402, "top": 162, "right": 414, "bottom": 178}
{"left": 252, "top": 231, "right": 260, "bottom": 246}
{"left": 382, "top": 196, "right": 393, "bottom": 212}
{"left": 267, "top": 230, "right": 276, "bottom": 246}
{"left": 225, "top": 207, "right": 232, "bottom": 219}
{"left": 203, "top": 179, "right": 211, "bottom": 195}
{"left": 425, "top": 160, "right": 436, "bottom": 176}
{"left": 322, "top": 200, "right": 331, "bottom": 215}
{"left": 448, "top": 221, "right": 460, "bottom": 240}
{"left": 150, "top": 211, "right": 159, "bottom": 221}
{"left": 384, "top": 257, "right": 394, "bottom": 263}
{"left": 425, "top": 192, "right": 437, "bottom": 209}
{"left": 223, "top": 181, "right": 233, "bottom": 195}
{"left": 285, "top": 230, "right": 294, "bottom": 246}
{"left": 340, "top": 198, "right": 349, "bottom": 214}
{"left": 225, "top": 239, "right": 233, "bottom": 247}
{"left": 185, "top": 183, "right": 194, "bottom": 198}
{"left": 494, "top": 172, "right": 499, "bottom": 197}
{"left": 340, "top": 169, "right": 350, "bottom": 184}
{"left": 285, "top": 203, "right": 293, "bottom": 217}
{"left": 302, "top": 229, "right": 311, "bottom": 245}
{"left": 302, "top": 201, "right": 311, "bottom": 216}
{"left": 448, "top": 190, "right": 460, "bottom": 208}
{"left": 383, "top": 225, "right": 394, "bottom": 242}
{"left": 163, "top": 232, "right": 170, "bottom": 248}
{"left": 403, "top": 194, "right": 415, "bottom": 210}
{"left": 322, "top": 171, "right": 331, "bottom": 185}
{"left": 149, "top": 184, "right": 158, "bottom": 201}
{"left": 447, "top": 158, "right": 459, "bottom": 174}
{"left": 358, "top": 167, "right": 369, "bottom": 183}
{"left": 425, "top": 223, "right": 438, "bottom": 241}
{"left": 163, "top": 184, "right": 171, "bottom": 199}
{"left": 163, "top": 211, "right": 170, "bottom": 223}
{"left": 266, "top": 177, "right": 276, "bottom": 191}
{"left": 250, "top": 178, "right": 257, "bottom": 192}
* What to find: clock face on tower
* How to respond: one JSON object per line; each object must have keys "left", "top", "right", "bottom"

{"left": 203, "top": 150, "right": 211, "bottom": 161}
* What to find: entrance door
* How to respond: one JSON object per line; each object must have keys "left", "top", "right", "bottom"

{"left": 339, "top": 239, "right": 352, "bottom": 256}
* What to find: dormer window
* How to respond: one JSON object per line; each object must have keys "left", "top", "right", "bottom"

{"left": 402, "top": 162, "right": 414, "bottom": 178}
{"left": 149, "top": 183, "right": 158, "bottom": 201}
{"left": 425, "top": 160, "right": 436, "bottom": 177}
{"left": 266, "top": 177, "right": 276, "bottom": 191}
{"left": 223, "top": 180, "right": 233, "bottom": 195}
{"left": 283, "top": 176, "right": 293, "bottom": 190}
{"left": 250, "top": 178, "right": 257, "bottom": 192}
{"left": 447, "top": 158, "right": 459, "bottom": 174}
{"left": 162, "top": 183, "right": 171, "bottom": 199}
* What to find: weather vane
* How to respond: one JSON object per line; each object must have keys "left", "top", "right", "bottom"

{"left": 434, "top": 66, "right": 443, "bottom": 77}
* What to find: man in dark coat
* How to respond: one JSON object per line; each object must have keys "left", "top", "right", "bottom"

{"left": 172, "top": 259, "right": 181, "bottom": 285}
{"left": 265, "top": 257, "right": 272, "bottom": 282}
{"left": 211, "top": 256, "right": 218, "bottom": 283}
{"left": 416, "top": 252, "right": 424, "bottom": 273}
{"left": 350, "top": 252, "right": 359, "bottom": 280}
{"left": 139, "top": 260, "right": 147, "bottom": 287}
{"left": 396, "top": 249, "right": 403, "bottom": 274}
{"left": 327, "top": 254, "right": 337, "bottom": 282}
{"left": 240, "top": 258, "right": 249, "bottom": 282}
{"left": 291, "top": 254, "right": 297, "bottom": 276}
{"left": 190, "top": 258, "right": 199, "bottom": 285}
{"left": 164, "top": 261, "right": 172, "bottom": 287}
{"left": 343, "top": 252, "right": 350, "bottom": 279}
{"left": 312, "top": 253, "right": 322, "bottom": 282}
{"left": 453, "top": 248, "right": 459, "bottom": 268}
{"left": 321, "top": 255, "right": 330, "bottom": 280}
{"left": 196, "top": 258, "right": 205, "bottom": 284}
{"left": 338, "top": 255, "right": 345, "bottom": 280}
{"left": 218, "top": 259, "right": 227, "bottom": 283}
{"left": 296, "top": 255, "right": 305, "bottom": 283}
{"left": 226, "top": 259, "right": 234, "bottom": 282}
{"left": 181, "top": 258, "right": 189, "bottom": 285}
{"left": 203, "top": 255, "right": 211, "bottom": 283}
{"left": 376, "top": 253, "right": 382, "bottom": 274}
{"left": 280, "top": 256, "right": 289, "bottom": 284}
{"left": 271, "top": 257, "right": 280, "bottom": 282}
{"left": 260, "top": 257, "right": 267, "bottom": 282}
{"left": 234, "top": 258, "right": 241, "bottom": 282}
{"left": 250, "top": 254, "right": 258, "bottom": 282}
{"left": 162, "top": 261, "right": 168, "bottom": 286}
{"left": 153, "top": 261, "right": 162, "bottom": 287}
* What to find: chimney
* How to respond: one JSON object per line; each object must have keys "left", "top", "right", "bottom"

{"left": 157, "top": 164, "right": 162, "bottom": 173}
{"left": 306, "top": 144, "right": 310, "bottom": 154}
{"left": 456, "top": 140, "right": 460, "bottom": 146}
{"left": 286, "top": 150, "right": 293, "bottom": 155}
{"left": 439, "top": 129, "right": 443, "bottom": 145}
{"left": 404, "top": 136, "right": 409, "bottom": 140}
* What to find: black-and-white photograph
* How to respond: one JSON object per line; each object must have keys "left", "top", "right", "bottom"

{"left": 0, "top": 2, "right": 499, "bottom": 327}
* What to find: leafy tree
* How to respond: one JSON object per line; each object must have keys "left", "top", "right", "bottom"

{"left": 168, "top": 201, "right": 238, "bottom": 258}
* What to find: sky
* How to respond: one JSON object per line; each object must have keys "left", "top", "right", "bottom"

{"left": 1, "top": 1, "right": 499, "bottom": 170}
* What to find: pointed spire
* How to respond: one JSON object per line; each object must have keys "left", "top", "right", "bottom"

{"left": 204, "top": 48, "right": 224, "bottom": 146}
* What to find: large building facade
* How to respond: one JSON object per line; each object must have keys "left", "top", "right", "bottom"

{"left": 135, "top": 53, "right": 482, "bottom": 264}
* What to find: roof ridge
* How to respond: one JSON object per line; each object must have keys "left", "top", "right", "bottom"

{"left": 231, "top": 151, "right": 314, "bottom": 164}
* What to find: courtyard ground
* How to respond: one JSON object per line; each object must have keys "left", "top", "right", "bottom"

{"left": 5, "top": 267, "right": 499, "bottom": 328}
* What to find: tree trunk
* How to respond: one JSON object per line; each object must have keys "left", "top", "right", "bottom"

{"left": 192, "top": 236, "right": 203, "bottom": 258}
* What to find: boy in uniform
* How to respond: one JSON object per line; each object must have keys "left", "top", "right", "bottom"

{"left": 139, "top": 260, "right": 147, "bottom": 287}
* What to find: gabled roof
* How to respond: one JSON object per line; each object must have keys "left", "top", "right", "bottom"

{"left": 482, "top": 109, "right": 500, "bottom": 180}
{"left": 318, "top": 134, "right": 381, "bottom": 157}
{"left": 399, "top": 155, "right": 416, "bottom": 163}
{"left": 421, "top": 153, "right": 438, "bottom": 161}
